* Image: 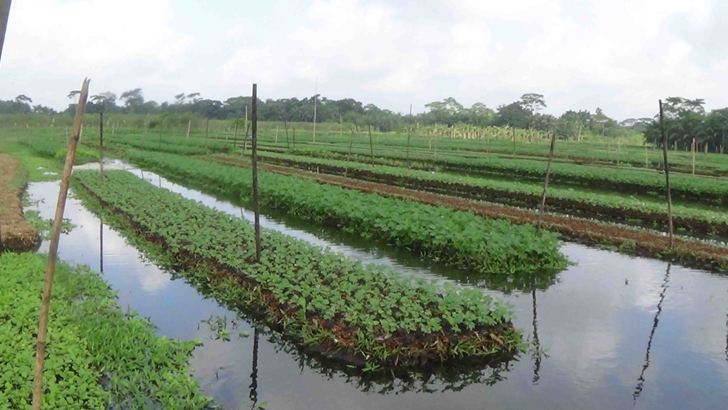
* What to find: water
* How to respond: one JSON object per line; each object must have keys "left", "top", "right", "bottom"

{"left": 24, "top": 165, "right": 728, "bottom": 410}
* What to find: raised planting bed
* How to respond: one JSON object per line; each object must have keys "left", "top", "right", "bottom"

{"left": 0, "top": 252, "right": 212, "bottom": 409}
{"left": 127, "top": 151, "right": 569, "bottom": 275}
{"left": 280, "top": 145, "right": 728, "bottom": 206}
{"left": 0, "top": 153, "right": 39, "bottom": 252}
{"left": 214, "top": 159, "right": 728, "bottom": 273}
{"left": 84, "top": 133, "right": 233, "bottom": 156}
{"left": 219, "top": 152, "right": 728, "bottom": 241}
{"left": 73, "top": 170, "right": 526, "bottom": 368}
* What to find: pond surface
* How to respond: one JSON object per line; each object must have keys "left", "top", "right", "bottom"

{"left": 25, "top": 163, "right": 728, "bottom": 410}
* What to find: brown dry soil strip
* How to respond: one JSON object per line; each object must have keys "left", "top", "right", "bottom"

{"left": 208, "top": 155, "right": 728, "bottom": 272}
{"left": 0, "top": 154, "right": 39, "bottom": 252}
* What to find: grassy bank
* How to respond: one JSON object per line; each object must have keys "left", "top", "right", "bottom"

{"left": 0, "top": 252, "right": 212, "bottom": 409}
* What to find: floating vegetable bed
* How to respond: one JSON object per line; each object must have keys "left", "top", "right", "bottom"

{"left": 242, "top": 152, "right": 728, "bottom": 239}
{"left": 127, "top": 150, "right": 569, "bottom": 275}
{"left": 280, "top": 145, "right": 728, "bottom": 205}
{"left": 73, "top": 170, "right": 525, "bottom": 367}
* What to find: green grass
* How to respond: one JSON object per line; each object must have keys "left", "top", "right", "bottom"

{"left": 0, "top": 252, "right": 212, "bottom": 410}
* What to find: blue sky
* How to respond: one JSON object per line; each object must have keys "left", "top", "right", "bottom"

{"left": 1, "top": 0, "right": 725, "bottom": 120}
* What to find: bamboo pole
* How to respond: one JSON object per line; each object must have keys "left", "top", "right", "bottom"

{"left": 537, "top": 132, "right": 556, "bottom": 234}
{"left": 659, "top": 100, "right": 674, "bottom": 249}
{"left": 241, "top": 121, "right": 250, "bottom": 159}
{"left": 32, "top": 78, "right": 90, "bottom": 410}
{"left": 406, "top": 104, "right": 412, "bottom": 163}
{"left": 233, "top": 120, "right": 239, "bottom": 152}
{"left": 99, "top": 112, "right": 104, "bottom": 179}
{"left": 345, "top": 129, "right": 354, "bottom": 178}
{"left": 243, "top": 120, "right": 250, "bottom": 155}
{"left": 251, "top": 84, "right": 261, "bottom": 262}
{"left": 339, "top": 113, "right": 343, "bottom": 142}
{"left": 0, "top": 0, "right": 12, "bottom": 65}
{"left": 292, "top": 128, "right": 296, "bottom": 150}
{"left": 644, "top": 144, "right": 648, "bottom": 168}
{"left": 692, "top": 137, "right": 696, "bottom": 176}
{"left": 368, "top": 124, "right": 374, "bottom": 167}
{"left": 275, "top": 125, "right": 278, "bottom": 144}
{"left": 205, "top": 118, "right": 210, "bottom": 154}
{"left": 186, "top": 120, "right": 191, "bottom": 139}
{"left": 284, "top": 120, "right": 290, "bottom": 149}
{"left": 312, "top": 80, "right": 317, "bottom": 143}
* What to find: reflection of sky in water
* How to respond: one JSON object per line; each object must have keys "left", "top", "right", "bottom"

{"left": 23, "top": 165, "right": 728, "bottom": 410}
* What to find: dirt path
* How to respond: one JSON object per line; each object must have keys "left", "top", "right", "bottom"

{"left": 0, "top": 154, "right": 38, "bottom": 252}
{"left": 208, "top": 155, "right": 728, "bottom": 272}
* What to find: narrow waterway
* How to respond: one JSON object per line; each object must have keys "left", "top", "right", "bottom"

{"left": 24, "top": 163, "right": 728, "bottom": 410}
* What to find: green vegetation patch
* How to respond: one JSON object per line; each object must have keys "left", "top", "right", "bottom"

{"left": 128, "top": 151, "right": 569, "bottom": 275}
{"left": 73, "top": 170, "right": 524, "bottom": 366}
{"left": 0, "top": 252, "right": 212, "bottom": 409}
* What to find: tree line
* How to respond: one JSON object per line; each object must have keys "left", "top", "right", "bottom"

{"left": 1, "top": 89, "right": 652, "bottom": 138}
{"left": 643, "top": 97, "right": 728, "bottom": 152}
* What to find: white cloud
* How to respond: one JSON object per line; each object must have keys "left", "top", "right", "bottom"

{"left": 3, "top": 0, "right": 728, "bottom": 119}
{"left": 4, "top": 0, "right": 193, "bottom": 73}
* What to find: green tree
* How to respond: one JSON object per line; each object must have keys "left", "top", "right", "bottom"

{"left": 120, "top": 88, "right": 144, "bottom": 114}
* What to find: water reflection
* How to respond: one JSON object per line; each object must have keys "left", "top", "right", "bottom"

{"left": 532, "top": 289, "right": 540, "bottom": 385}
{"left": 633, "top": 264, "right": 671, "bottom": 402}
{"left": 249, "top": 327, "right": 259, "bottom": 409}
{"left": 21, "top": 165, "right": 728, "bottom": 410}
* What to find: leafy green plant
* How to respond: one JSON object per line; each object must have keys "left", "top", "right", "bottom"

{"left": 0, "top": 252, "right": 212, "bottom": 409}
{"left": 73, "top": 170, "right": 524, "bottom": 366}
{"left": 126, "top": 151, "right": 569, "bottom": 274}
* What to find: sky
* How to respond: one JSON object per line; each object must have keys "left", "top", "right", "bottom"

{"left": 1, "top": 0, "right": 725, "bottom": 120}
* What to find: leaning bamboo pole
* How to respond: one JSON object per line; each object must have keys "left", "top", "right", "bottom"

{"left": 32, "top": 78, "right": 90, "bottom": 410}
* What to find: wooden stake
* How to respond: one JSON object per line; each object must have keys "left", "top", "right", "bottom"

{"left": 32, "top": 78, "right": 90, "bottom": 410}
{"left": 659, "top": 100, "right": 674, "bottom": 249}
{"left": 186, "top": 120, "right": 191, "bottom": 139}
{"left": 99, "top": 112, "right": 104, "bottom": 179}
{"left": 251, "top": 84, "right": 261, "bottom": 262}
{"left": 537, "top": 132, "right": 556, "bottom": 234}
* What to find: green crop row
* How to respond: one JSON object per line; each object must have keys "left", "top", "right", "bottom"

{"left": 0, "top": 252, "right": 211, "bottom": 410}
{"left": 249, "top": 151, "right": 728, "bottom": 237}
{"left": 25, "top": 137, "right": 98, "bottom": 165}
{"left": 73, "top": 170, "right": 523, "bottom": 365}
{"left": 85, "top": 133, "right": 233, "bottom": 155}
{"left": 274, "top": 144, "right": 728, "bottom": 205}
{"left": 126, "top": 150, "right": 568, "bottom": 274}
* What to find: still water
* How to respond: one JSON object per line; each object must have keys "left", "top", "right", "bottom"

{"left": 24, "top": 165, "right": 728, "bottom": 410}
